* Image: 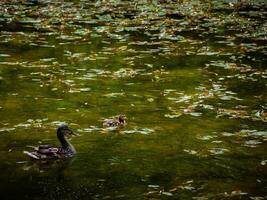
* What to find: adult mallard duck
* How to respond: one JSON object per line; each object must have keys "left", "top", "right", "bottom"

{"left": 24, "top": 124, "right": 78, "bottom": 160}
{"left": 103, "top": 114, "right": 127, "bottom": 128}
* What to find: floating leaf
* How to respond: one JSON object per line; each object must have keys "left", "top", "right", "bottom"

{"left": 184, "top": 149, "right": 198, "bottom": 155}
{"left": 209, "top": 148, "right": 229, "bottom": 155}
{"left": 148, "top": 185, "right": 160, "bottom": 188}
{"left": 0, "top": 54, "right": 10, "bottom": 57}
{"left": 244, "top": 140, "right": 262, "bottom": 147}
{"left": 221, "top": 132, "right": 235, "bottom": 137}
{"left": 164, "top": 112, "right": 182, "bottom": 118}
{"left": 179, "top": 185, "right": 195, "bottom": 191}
{"left": 219, "top": 95, "right": 242, "bottom": 101}
{"left": 79, "top": 126, "right": 101, "bottom": 133}
{"left": 162, "top": 192, "right": 173, "bottom": 196}
{"left": 175, "top": 95, "right": 192, "bottom": 103}
{"left": 0, "top": 127, "right": 15, "bottom": 132}
{"left": 147, "top": 98, "right": 154, "bottom": 102}
{"left": 14, "top": 123, "right": 31, "bottom": 128}
{"left": 189, "top": 112, "right": 202, "bottom": 117}
{"left": 122, "top": 128, "right": 154, "bottom": 135}
{"left": 103, "top": 93, "right": 125, "bottom": 97}
{"left": 198, "top": 135, "right": 216, "bottom": 141}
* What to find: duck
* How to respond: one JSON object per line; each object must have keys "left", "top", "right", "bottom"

{"left": 103, "top": 114, "right": 127, "bottom": 128}
{"left": 24, "top": 124, "right": 78, "bottom": 160}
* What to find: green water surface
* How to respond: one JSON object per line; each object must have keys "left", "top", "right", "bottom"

{"left": 0, "top": 0, "right": 266, "bottom": 199}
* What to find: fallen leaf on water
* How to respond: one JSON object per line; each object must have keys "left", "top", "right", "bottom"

{"left": 0, "top": 127, "right": 16, "bottom": 132}
{"left": 164, "top": 112, "right": 182, "bottom": 118}
{"left": 122, "top": 128, "right": 154, "bottom": 135}
{"left": 147, "top": 98, "right": 154, "bottom": 102}
{"left": 103, "top": 93, "right": 125, "bottom": 97}
{"left": 244, "top": 140, "right": 262, "bottom": 148}
{"left": 148, "top": 185, "right": 160, "bottom": 188}
{"left": 178, "top": 185, "right": 195, "bottom": 191}
{"left": 79, "top": 126, "right": 102, "bottom": 133}
{"left": 175, "top": 95, "right": 192, "bottom": 103}
{"left": 162, "top": 192, "right": 173, "bottom": 196}
{"left": 184, "top": 149, "right": 198, "bottom": 155}
{"left": 260, "top": 160, "right": 267, "bottom": 166}
{"left": 209, "top": 148, "right": 229, "bottom": 155}
{"left": 189, "top": 112, "right": 202, "bottom": 117}
{"left": 198, "top": 135, "right": 217, "bottom": 140}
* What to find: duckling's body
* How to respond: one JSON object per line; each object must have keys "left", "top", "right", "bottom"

{"left": 103, "top": 114, "right": 127, "bottom": 128}
{"left": 24, "top": 125, "right": 77, "bottom": 160}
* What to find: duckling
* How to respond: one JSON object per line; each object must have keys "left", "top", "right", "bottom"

{"left": 103, "top": 114, "right": 127, "bottom": 128}
{"left": 24, "top": 124, "right": 78, "bottom": 160}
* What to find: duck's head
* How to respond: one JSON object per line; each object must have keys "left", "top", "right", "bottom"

{"left": 57, "top": 124, "right": 78, "bottom": 136}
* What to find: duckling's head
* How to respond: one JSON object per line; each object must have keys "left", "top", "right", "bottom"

{"left": 57, "top": 124, "right": 78, "bottom": 136}
{"left": 118, "top": 114, "right": 127, "bottom": 124}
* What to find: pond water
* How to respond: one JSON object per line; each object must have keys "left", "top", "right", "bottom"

{"left": 0, "top": 0, "right": 267, "bottom": 199}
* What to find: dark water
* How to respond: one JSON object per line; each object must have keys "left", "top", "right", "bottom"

{"left": 0, "top": 0, "right": 267, "bottom": 199}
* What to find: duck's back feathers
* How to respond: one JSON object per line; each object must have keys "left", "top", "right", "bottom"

{"left": 24, "top": 150, "right": 59, "bottom": 160}
{"left": 24, "top": 147, "right": 75, "bottom": 160}
{"left": 24, "top": 151, "right": 40, "bottom": 160}
{"left": 103, "top": 114, "right": 127, "bottom": 128}
{"left": 103, "top": 119, "right": 121, "bottom": 127}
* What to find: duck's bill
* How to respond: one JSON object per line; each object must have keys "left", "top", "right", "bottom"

{"left": 65, "top": 128, "right": 79, "bottom": 136}
{"left": 71, "top": 131, "right": 80, "bottom": 136}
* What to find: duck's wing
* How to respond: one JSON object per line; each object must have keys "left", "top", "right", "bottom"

{"left": 24, "top": 147, "right": 60, "bottom": 160}
{"left": 24, "top": 150, "right": 61, "bottom": 160}
{"left": 37, "top": 147, "right": 58, "bottom": 154}
{"left": 24, "top": 151, "right": 41, "bottom": 160}
{"left": 103, "top": 119, "right": 119, "bottom": 127}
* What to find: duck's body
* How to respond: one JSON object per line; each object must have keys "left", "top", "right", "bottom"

{"left": 103, "top": 114, "right": 127, "bottom": 128}
{"left": 24, "top": 125, "right": 77, "bottom": 160}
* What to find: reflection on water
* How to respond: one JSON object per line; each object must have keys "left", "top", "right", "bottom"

{"left": 0, "top": 0, "right": 267, "bottom": 199}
